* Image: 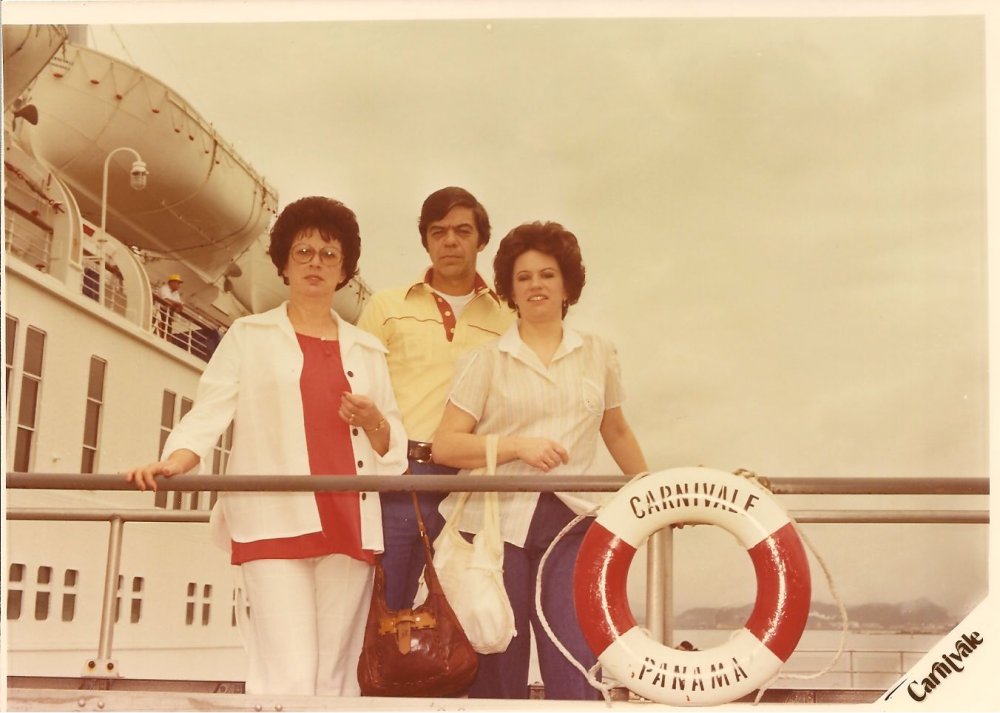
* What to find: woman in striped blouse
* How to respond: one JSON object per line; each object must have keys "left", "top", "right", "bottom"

{"left": 432, "top": 221, "right": 649, "bottom": 700}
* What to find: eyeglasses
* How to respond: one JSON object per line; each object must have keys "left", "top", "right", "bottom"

{"left": 290, "top": 245, "right": 343, "bottom": 265}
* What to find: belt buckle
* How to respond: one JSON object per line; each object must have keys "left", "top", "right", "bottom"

{"left": 410, "top": 442, "right": 432, "bottom": 464}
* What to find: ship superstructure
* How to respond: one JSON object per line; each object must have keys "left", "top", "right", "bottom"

{"left": 3, "top": 23, "right": 370, "bottom": 687}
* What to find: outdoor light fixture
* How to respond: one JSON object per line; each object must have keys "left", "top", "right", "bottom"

{"left": 98, "top": 146, "right": 148, "bottom": 306}
{"left": 129, "top": 159, "right": 148, "bottom": 191}
{"left": 101, "top": 146, "right": 148, "bottom": 235}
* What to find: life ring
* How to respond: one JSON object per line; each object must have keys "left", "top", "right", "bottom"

{"left": 573, "top": 466, "right": 811, "bottom": 706}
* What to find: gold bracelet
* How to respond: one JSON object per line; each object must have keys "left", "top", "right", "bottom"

{"left": 364, "top": 417, "right": 387, "bottom": 434}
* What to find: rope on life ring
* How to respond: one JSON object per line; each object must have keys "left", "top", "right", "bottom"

{"left": 573, "top": 466, "right": 811, "bottom": 707}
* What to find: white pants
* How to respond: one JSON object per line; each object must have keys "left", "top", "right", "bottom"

{"left": 239, "top": 555, "right": 373, "bottom": 695}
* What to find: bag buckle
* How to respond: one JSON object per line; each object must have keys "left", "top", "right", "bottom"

{"left": 380, "top": 610, "right": 437, "bottom": 654}
{"left": 379, "top": 610, "right": 437, "bottom": 634}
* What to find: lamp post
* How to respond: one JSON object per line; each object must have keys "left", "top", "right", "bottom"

{"left": 98, "top": 147, "right": 148, "bottom": 307}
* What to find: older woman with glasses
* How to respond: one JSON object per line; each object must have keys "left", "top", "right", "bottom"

{"left": 126, "top": 196, "right": 407, "bottom": 696}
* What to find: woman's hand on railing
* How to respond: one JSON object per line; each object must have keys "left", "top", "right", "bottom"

{"left": 511, "top": 437, "right": 569, "bottom": 473}
{"left": 124, "top": 449, "right": 199, "bottom": 491}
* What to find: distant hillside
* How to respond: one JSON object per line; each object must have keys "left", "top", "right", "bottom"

{"left": 675, "top": 597, "right": 954, "bottom": 633}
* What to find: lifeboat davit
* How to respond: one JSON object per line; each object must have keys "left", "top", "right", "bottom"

{"left": 20, "top": 40, "right": 279, "bottom": 284}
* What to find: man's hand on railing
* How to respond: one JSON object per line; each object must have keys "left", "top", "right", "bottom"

{"left": 125, "top": 448, "right": 200, "bottom": 492}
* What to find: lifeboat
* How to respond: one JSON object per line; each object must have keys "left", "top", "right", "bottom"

{"left": 2, "top": 24, "right": 68, "bottom": 107}
{"left": 19, "top": 40, "right": 279, "bottom": 284}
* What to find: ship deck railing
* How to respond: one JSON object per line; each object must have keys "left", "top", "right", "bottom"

{"left": 81, "top": 253, "right": 129, "bottom": 316}
{"left": 4, "top": 472, "right": 989, "bottom": 710}
{"left": 149, "top": 293, "right": 225, "bottom": 362}
{"left": 4, "top": 207, "right": 226, "bottom": 363}
{"left": 4, "top": 198, "right": 53, "bottom": 272}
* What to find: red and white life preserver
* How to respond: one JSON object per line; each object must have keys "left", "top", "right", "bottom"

{"left": 573, "top": 466, "right": 811, "bottom": 706}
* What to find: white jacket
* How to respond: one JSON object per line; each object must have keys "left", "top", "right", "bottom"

{"left": 162, "top": 302, "right": 408, "bottom": 551}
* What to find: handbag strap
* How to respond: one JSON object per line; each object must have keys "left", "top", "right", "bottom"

{"left": 445, "top": 436, "right": 501, "bottom": 536}
{"left": 483, "top": 434, "right": 498, "bottom": 475}
{"left": 411, "top": 491, "right": 449, "bottom": 596}
{"left": 440, "top": 434, "right": 500, "bottom": 525}
{"left": 411, "top": 491, "right": 436, "bottom": 570}
{"left": 481, "top": 435, "right": 500, "bottom": 528}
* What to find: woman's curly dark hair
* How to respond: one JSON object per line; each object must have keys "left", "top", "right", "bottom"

{"left": 268, "top": 196, "right": 361, "bottom": 289}
{"left": 493, "top": 221, "right": 586, "bottom": 318}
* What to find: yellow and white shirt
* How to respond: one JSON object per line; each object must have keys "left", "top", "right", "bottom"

{"left": 356, "top": 270, "right": 513, "bottom": 442}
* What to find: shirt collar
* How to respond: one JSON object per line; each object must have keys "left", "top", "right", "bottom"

{"left": 498, "top": 322, "right": 584, "bottom": 365}
{"left": 246, "top": 302, "right": 388, "bottom": 354}
{"left": 405, "top": 268, "right": 500, "bottom": 304}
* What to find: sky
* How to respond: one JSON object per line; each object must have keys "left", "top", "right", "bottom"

{"left": 4, "top": 0, "right": 997, "bottom": 629}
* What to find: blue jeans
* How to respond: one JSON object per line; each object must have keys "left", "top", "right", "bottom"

{"left": 379, "top": 458, "right": 455, "bottom": 611}
{"left": 468, "top": 493, "right": 600, "bottom": 700}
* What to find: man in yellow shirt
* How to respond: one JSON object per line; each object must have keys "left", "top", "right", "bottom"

{"left": 357, "top": 187, "right": 513, "bottom": 610}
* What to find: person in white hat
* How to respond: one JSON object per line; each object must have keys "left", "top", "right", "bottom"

{"left": 155, "top": 274, "right": 184, "bottom": 336}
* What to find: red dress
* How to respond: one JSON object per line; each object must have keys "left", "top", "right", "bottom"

{"left": 231, "top": 334, "right": 374, "bottom": 565}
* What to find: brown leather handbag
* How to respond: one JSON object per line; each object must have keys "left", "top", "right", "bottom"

{"left": 358, "top": 493, "right": 479, "bottom": 697}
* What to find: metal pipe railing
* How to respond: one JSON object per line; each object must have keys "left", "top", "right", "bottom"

{"left": 7, "top": 507, "right": 988, "bottom": 525}
{"left": 6, "top": 472, "right": 989, "bottom": 683}
{"left": 5, "top": 472, "right": 989, "bottom": 494}
{"left": 6, "top": 508, "right": 210, "bottom": 523}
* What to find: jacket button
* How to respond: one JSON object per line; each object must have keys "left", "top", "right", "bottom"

{"left": 347, "top": 370, "right": 354, "bottom": 377}
{"left": 352, "top": 428, "right": 359, "bottom": 436}
{"left": 361, "top": 493, "right": 367, "bottom": 500}
{"left": 357, "top": 460, "right": 363, "bottom": 468}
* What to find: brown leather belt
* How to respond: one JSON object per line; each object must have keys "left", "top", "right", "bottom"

{"left": 407, "top": 440, "right": 433, "bottom": 464}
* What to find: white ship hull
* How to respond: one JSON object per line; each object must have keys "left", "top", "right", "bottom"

{"left": 5, "top": 261, "right": 245, "bottom": 683}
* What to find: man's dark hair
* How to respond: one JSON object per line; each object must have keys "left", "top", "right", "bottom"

{"left": 418, "top": 187, "right": 491, "bottom": 249}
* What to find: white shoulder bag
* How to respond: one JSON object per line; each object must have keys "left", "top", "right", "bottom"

{"left": 414, "top": 434, "right": 517, "bottom": 654}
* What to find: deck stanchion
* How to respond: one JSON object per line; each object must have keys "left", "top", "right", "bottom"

{"left": 645, "top": 527, "right": 674, "bottom": 646}
{"left": 88, "top": 515, "right": 124, "bottom": 679}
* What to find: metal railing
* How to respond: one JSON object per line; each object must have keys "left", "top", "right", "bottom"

{"left": 4, "top": 203, "right": 53, "bottom": 272}
{"left": 5, "top": 472, "right": 989, "bottom": 691}
{"left": 82, "top": 255, "right": 129, "bottom": 315}
{"left": 150, "top": 295, "right": 225, "bottom": 362}
{"left": 6, "top": 472, "right": 989, "bottom": 495}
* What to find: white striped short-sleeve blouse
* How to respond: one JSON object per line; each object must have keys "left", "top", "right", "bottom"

{"left": 438, "top": 323, "right": 625, "bottom": 547}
